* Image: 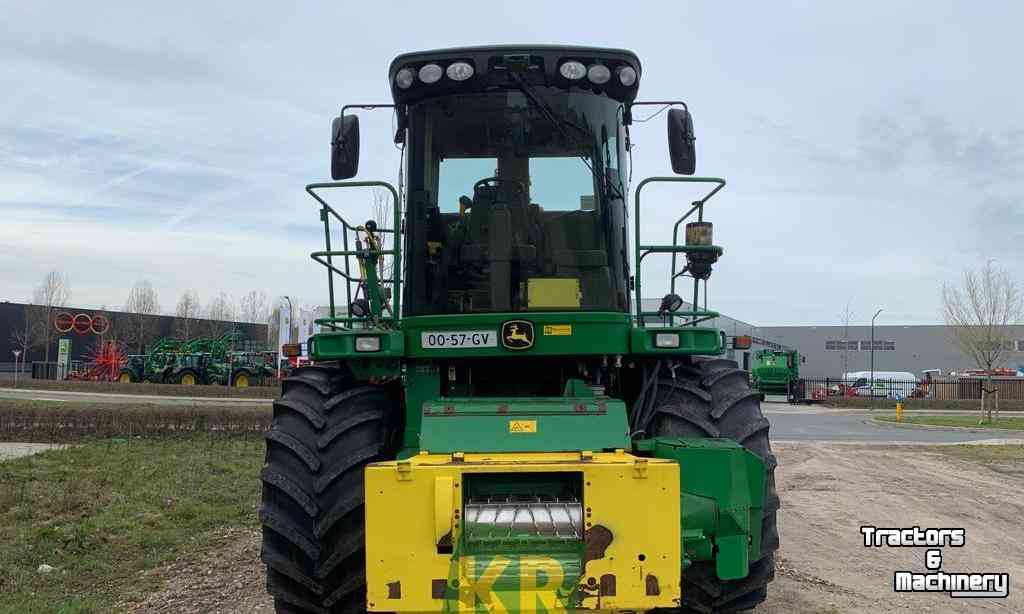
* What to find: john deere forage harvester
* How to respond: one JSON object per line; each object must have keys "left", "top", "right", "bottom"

{"left": 751, "top": 348, "right": 806, "bottom": 403}
{"left": 260, "top": 45, "right": 778, "bottom": 614}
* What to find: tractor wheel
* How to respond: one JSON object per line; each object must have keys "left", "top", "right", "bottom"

{"left": 260, "top": 365, "right": 399, "bottom": 614}
{"left": 232, "top": 370, "right": 251, "bottom": 388}
{"left": 117, "top": 369, "right": 135, "bottom": 384}
{"left": 648, "top": 357, "right": 779, "bottom": 614}
{"left": 177, "top": 369, "right": 199, "bottom": 386}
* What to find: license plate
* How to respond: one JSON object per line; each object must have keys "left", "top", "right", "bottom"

{"left": 421, "top": 330, "right": 497, "bottom": 349}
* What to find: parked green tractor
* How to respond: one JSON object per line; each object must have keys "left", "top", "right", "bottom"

{"left": 260, "top": 45, "right": 778, "bottom": 614}
{"left": 118, "top": 333, "right": 274, "bottom": 387}
{"left": 750, "top": 349, "right": 806, "bottom": 403}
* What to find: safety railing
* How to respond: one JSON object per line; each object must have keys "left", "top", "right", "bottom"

{"left": 634, "top": 176, "right": 726, "bottom": 327}
{"left": 799, "top": 377, "right": 1024, "bottom": 402}
{"left": 305, "top": 181, "right": 402, "bottom": 329}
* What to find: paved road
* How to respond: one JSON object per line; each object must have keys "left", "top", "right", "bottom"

{"left": 765, "top": 402, "right": 1024, "bottom": 443}
{"left": 0, "top": 387, "right": 272, "bottom": 406}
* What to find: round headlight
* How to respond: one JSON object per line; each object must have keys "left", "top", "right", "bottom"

{"left": 395, "top": 67, "right": 414, "bottom": 89}
{"left": 419, "top": 63, "right": 443, "bottom": 84}
{"left": 559, "top": 60, "right": 586, "bottom": 80}
{"left": 446, "top": 61, "right": 474, "bottom": 81}
{"left": 617, "top": 66, "right": 637, "bottom": 87}
{"left": 587, "top": 64, "right": 611, "bottom": 84}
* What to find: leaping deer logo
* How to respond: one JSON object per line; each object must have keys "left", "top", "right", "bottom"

{"left": 501, "top": 320, "right": 534, "bottom": 350}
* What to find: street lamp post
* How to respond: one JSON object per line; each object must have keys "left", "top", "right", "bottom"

{"left": 278, "top": 295, "right": 293, "bottom": 379}
{"left": 870, "top": 308, "right": 883, "bottom": 410}
{"left": 12, "top": 350, "right": 21, "bottom": 388}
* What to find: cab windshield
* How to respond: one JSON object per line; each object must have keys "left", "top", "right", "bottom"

{"left": 403, "top": 89, "right": 629, "bottom": 316}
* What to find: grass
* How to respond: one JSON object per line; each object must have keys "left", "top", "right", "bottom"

{"left": 0, "top": 435, "right": 264, "bottom": 613}
{"left": 0, "top": 399, "right": 271, "bottom": 444}
{"left": 876, "top": 415, "right": 1024, "bottom": 430}
{"left": 0, "top": 373, "right": 280, "bottom": 399}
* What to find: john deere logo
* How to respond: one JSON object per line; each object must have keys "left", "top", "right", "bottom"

{"left": 501, "top": 320, "right": 534, "bottom": 350}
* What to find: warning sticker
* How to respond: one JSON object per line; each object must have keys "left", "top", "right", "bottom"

{"left": 509, "top": 420, "right": 538, "bottom": 433}
{"left": 542, "top": 325, "right": 572, "bottom": 336}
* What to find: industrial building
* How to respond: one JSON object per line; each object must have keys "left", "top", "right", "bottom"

{"left": 641, "top": 299, "right": 1024, "bottom": 379}
{"left": 0, "top": 301, "right": 268, "bottom": 372}
{"left": 750, "top": 324, "right": 1024, "bottom": 379}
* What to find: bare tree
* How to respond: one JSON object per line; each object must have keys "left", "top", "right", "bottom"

{"left": 28, "top": 270, "right": 72, "bottom": 362}
{"left": 124, "top": 280, "right": 161, "bottom": 354}
{"left": 267, "top": 305, "right": 281, "bottom": 349}
{"left": 9, "top": 309, "right": 33, "bottom": 366}
{"left": 174, "top": 289, "right": 202, "bottom": 341}
{"left": 942, "top": 262, "right": 1023, "bottom": 422}
{"left": 206, "top": 291, "right": 237, "bottom": 338}
{"left": 240, "top": 289, "right": 268, "bottom": 324}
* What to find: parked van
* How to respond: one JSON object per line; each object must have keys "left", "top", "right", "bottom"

{"left": 842, "top": 371, "right": 917, "bottom": 399}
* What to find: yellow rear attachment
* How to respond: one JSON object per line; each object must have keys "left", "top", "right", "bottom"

{"left": 365, "top": 451, "right": 681, "bottom": 613}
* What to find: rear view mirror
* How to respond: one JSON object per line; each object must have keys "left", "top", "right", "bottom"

{"left": 667, "top": 108, "right": 696, "bottom": 175}
{"left": 331, "top": 114, "right": 360, "bottom": 180}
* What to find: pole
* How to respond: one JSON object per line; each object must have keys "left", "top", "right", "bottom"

{"left": 278, "top": 296, "right": 293, "bottom": 379}
{"left": 870, "top": 308, "right": 883, "bottom": 410}
{"left": 12, "top": 350, "right": 21, "bottom": 388}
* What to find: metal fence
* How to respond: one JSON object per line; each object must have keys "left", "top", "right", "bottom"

{"left": 801, "top": 377, "right": 1024, "bottom": 401}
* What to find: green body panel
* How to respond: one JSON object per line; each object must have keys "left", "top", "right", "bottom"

{"left": 628, "top": 326, "right": 723, "bottom": 355}
{"left": 637, "top": 437, "right": 765, "bottom": 580}
{"left": 419, "top": 397, "right": 630, "bottom": 453}
{"left": 309, "top": 312, "right": 724, "bottom": 360}
{"left": 750, "top": 349, "right": 800, "bottom": 393}
{"left": 310, "top": 329, "right": 405, "bottom": 359}
{"left": 405, "top": 312, "right": 630, "bottom": 358}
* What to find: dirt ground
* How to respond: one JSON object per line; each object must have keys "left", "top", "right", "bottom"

{"left": 126, "top": 443, "right": 1024, "bottom": 613}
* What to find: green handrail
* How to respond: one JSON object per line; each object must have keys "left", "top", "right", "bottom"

{"left": 306, "top": 181, "right": 402, "bottom": 328}
{"left": 634, "top": 176, "right": 726, "bottom": 326}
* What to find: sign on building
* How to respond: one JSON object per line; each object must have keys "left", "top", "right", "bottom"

{"left": 57, "top": 338, "right": 71, "bottom": 380}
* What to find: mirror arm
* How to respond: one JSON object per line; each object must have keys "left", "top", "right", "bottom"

{"left": 625, "top": 100, "right": 689, "bottom": 125}
{"left": 340, "top": 103, "right": 397, "bottom": 114}
{"left": 339, "top": 103, "right": 406, "bottom": 143}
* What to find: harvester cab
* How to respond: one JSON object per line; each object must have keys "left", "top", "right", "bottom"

{"left": 261, "top": 46, "right": 778, "bottom": 614}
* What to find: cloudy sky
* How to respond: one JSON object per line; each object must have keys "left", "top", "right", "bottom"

{"left": 1, "top": 1, "right": 1020, "bottom": 325}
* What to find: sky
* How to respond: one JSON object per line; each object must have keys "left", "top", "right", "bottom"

{"left": 1, "top": 1, "right": 1021, "bottom": 325}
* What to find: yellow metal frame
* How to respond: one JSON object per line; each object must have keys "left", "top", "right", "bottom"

{"left": 365, "top": 451, "right": 681, "bottom": 613}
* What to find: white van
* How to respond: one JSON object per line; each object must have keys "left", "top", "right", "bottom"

{"left": 842, "top": 371, "right": 917, "bottom": 399}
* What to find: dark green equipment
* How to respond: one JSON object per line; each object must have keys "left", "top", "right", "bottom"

{"left": 260, "top": 45, "right": 778, "bottom": 614}
{"left": 750, "top": 349, "right": 806, "bottom": 403}
{"left": 118, "top": 333, "right": 274, "bottom": 387}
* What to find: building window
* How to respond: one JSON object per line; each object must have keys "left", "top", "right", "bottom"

{"left": 825, "top": 340, "right": 859, "bottom": 351}
{"left": 860, "top": 340, "right": 895, "bottom": 351}
{"left": 1018, "top": 340, "right": 1024, "bottom": 352}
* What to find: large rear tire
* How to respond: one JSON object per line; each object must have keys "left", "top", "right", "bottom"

{"left": 260, "top": 365, "right": 399, "bottom": 614}
{"left": 648, "top": 357, "right": 780, "bottom": 613}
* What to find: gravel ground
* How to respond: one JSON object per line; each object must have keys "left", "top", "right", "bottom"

{"left": 124, "top": 443, "right": 1024, "bottom": 613}
{"left": 121, "top": 528, "right": 273, "bottom": 614}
